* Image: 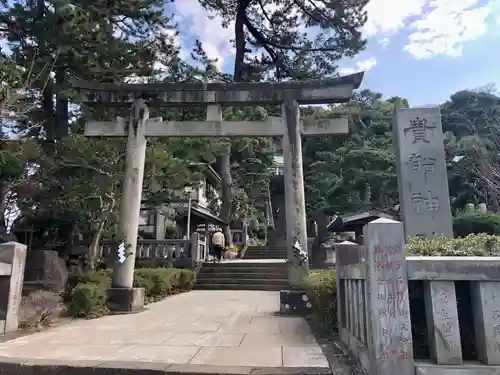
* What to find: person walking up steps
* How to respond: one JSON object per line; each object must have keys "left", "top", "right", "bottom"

{"left": 211, "top": 228, "right": 225, "bottom": 263}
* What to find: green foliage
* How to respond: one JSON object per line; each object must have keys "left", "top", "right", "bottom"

{"left": 441, "top": 90, "right": 500, "bottom": 211}
{"left": 406, "top": 233, "right": 500, "bottom": 256}
{"left": 197, "top": 0, "right": 368, "bottom": 81}
{"left": 302, "top": 86, "right": 500, "bottom": 218}
{"left": 304, "top": 270, "right": 337, "bottom": 334}
{"left": 225, "top": 244, "right": 242, "bottom": 254}
{"left": 66, "top": 269, "right": 112, "bottom": 295}
{"left": 66, "top": 268, "right": 195, "bottom": 318}
{"left": 67, "top": 281, "right": 109, "bottom": 318}
{"left": 303, "top": 89, "right": 399, "bottom": 216}
{"left": 134, "top": 268, "right": 195, "bottom": 302}
{"left": 453, "top": 212, "right": 500, "bottom": 237}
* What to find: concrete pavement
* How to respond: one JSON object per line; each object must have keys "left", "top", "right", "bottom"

{"left": 0, "top": 290, "right": 332, "bottom": 374}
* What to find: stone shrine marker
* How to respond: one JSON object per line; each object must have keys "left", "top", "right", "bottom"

{"left": 0, "top": 242, "right": 27, "bottom": 333}
{"left": 393, "top": 108, "right": 453, "bottom": 238}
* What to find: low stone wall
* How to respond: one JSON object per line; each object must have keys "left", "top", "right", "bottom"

{"left": 336, "top": 218, "right": 500, "bottom": 375}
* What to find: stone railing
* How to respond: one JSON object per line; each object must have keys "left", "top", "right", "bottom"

{"left": 0, "top": 242, "right": 27, "bottom": 335}
{"left": 336, "top": 218, "right": 500, "bottom": 375}
{"left": 75, "top": 233, "right": 207, "bottom": 267}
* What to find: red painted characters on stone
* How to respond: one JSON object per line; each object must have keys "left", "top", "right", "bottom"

{"left": 378, "top": 349, "right": 410, "bottom": 362}
{"left": 375, "top": 277, "right": 404, "bottom": 285}
{"left": 375, "top": 261, "right": 401, "bottom": 270}
{"left": 374, "top": 245, "right": 403, "bottom": 256}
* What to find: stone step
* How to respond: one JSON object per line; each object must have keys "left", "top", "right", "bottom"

{"left": 193, "top": 283, "right": 287, "bottom": 291}
{"left": 200, "top": 267, "right": 286, "bottom": 274}
{"left": 196, "top": 260, "right": 289, "bottom": 291}
{"left": 244, "top": 253, "right": 287, "bottom": 258}
{"left": 245, "top": 249, "right": 287, "bottom": 254}
{"left": 246, "top": 247, "right": 287, "bottom": 251}
{"left": 197, "top": 271, "right": 287, "bottom": 279}
{"left": 245, "top": 250, "right": 287, "bottom": 252}
{"left": 202, "top": 262, "right": 287, "bottom": 269}
{"left": 196, "top": 278, "right": 288, "bottom": 286}
{"left": 244, "top": 249, "right": 287, "bottom": 253}
{"left": 198, "top": 272, "right": 287, "bottom": 279}
{"left": 247, "top": 245, "right": 287, "bottom": 248}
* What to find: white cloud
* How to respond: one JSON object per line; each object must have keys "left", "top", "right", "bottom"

{"left": 488, "top": 0, "right": 500, "bottom": 25}
{"left": 168, "top": 0, "right": 498, "bottom": 71}
{"left": 362, "top": 0, "right": 495, "bottom": 59}
{"left": 170, "top": 0, "right": 234, "bottom": 71}
{"left": 404, "top": 0, "right": 491, "bottom": 59}
{"left": 363, "top": 0, "right": 426, "bottom": 38}
{"left": 378, "top": 37, "right": 390, "bottom": 49}
{"left": 340, "top": 57, "right": 377, "bottom": 75}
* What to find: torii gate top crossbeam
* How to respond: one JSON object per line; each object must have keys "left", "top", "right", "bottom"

{"left": 71, "top": 72, "right": 364, "bottom": 107}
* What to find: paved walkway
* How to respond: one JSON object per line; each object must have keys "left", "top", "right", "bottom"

{"left": 0, "top": 291, "right": 330, "bottom": 374}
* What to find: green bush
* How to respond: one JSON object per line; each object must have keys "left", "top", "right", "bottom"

{"left": 453, "top": 212, "right": 500, "bottom": 237}
{"left": 134, "top": 268, "right": 195, "bottom": 302}
{"left": 66, "top": 269, "right": 112, "bottom": 294}
{"left": 406, "top": 233, "right": 500, "bottom": 256}
{"left": 304, "top": 269, "right": 337, "bottom": 334}
{"left": 225, "top": 244, "right": 242, "bottom": 254}
{"left": 66, "top": 268, "right": 195, "bottom": 318}
{"left": 67, "top": 282, "right": 109, "bottom": 318}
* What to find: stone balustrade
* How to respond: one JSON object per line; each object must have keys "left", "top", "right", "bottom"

{"left": 336, "top": 218, "right": 500, "bottom": 375}
{"left": 76, "top": 232, "right": 207, "bottom": 267}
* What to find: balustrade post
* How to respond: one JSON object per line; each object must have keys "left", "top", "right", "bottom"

{"left": 424, "top": 281, "right": 462, "bottom": 364}
{"left": 471, "top": 281, "right": 500, "bottom": 365}
{"left": 364, "top": 218, "right": 414, "bottom": 375}
{"left": 191, "top": 232, "right": 201, "bottom": 262}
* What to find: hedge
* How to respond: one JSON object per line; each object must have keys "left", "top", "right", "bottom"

{"left": 453, "top": 212, "right": 500, "bottom": 237}
{"left": 66, "top": 268, "right": 195, "bottom": 319}
{"left": 406, "top": 233, "right": 500, "bottom": 256}
{"left": 304, "top": 269, "right": 337, "bottom": 334}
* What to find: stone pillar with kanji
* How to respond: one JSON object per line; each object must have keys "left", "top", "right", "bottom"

{"left": 392, "top": 108, "right": 453, "bottom": 239}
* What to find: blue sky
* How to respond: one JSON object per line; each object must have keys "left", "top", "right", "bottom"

{"left": 167, "top": 0, "right": 500, "bottom": 106}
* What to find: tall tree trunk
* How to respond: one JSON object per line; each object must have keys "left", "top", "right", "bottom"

{"left": 87, "top": 201, "right": 114, "bottom": 269}
{"left": 0, "top": 180, "right": 9, "bottom": 241}
{"left": 42, "top": 81, "right": 55, "bottom": 144}
{"left": 88, "top": 218, "right": 106, "bottom": 269}
{"left": 233, "top": 2, "right": 247, "bottom": 82}
{"left": 219, "top": 148, "right": 233, "bottom": 245}
{"left": 218, "top": 1, "right": 250, "bottom": 245}
{"left": 55, "top": 69, "right": 69, "bottom": 141}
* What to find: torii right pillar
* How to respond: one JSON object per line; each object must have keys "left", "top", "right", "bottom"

{"left": 280, "top": 99, "right": 312, "bottom": 315}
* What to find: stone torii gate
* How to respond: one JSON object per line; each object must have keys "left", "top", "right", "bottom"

{"left": 73, "top": 73, "right": 364, "bottom": 313}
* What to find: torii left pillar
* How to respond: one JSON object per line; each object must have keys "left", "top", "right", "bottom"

{"left": 279, "top": 100, "right": 311, "bottom": 316}
{"left": 108, "top": 98, "right": 150, "bottom": 313}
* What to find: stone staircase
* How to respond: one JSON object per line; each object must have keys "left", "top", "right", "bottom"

{"left": 243, "top": 245, "right": 287, "bottom": 259}
{"left": 195, "top": 259, "right": 288, "bottom": 291}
